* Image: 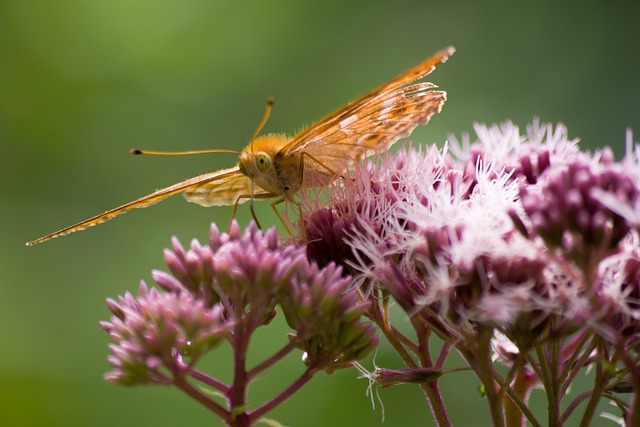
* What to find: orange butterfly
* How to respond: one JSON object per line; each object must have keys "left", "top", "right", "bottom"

{"left": 26, "top": 46, "right": 454, "bottom": 246}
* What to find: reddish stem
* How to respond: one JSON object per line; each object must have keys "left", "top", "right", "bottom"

{"left": 247, "top": 340, "right": 300, "bottom": 379}
{"left": 174, "top": 376, "right": 230, "bottom": 421}
{"left": 250, "top": 368, "right": 317, "bottom": 420}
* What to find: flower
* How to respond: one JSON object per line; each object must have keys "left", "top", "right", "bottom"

{"left": 597, "top": 236, "right": 640, "bottom": 338}
{"left": 520, "top": 156, "right": 639, "bottom": 268}
{"left": 304, "top": 142, "right": 456, "bottom": 282}
{"left": 101, "top": 282, "right": 230, "bottom": 385}
{"left": 448, "top": 118, "right": 579, "bottom": 186}
{"left": 279, "top": 261, "right": 379, "bottom": 371}
{"left": 153, "top": 221, "right": 309, "bottom": 328}
{"left": 104, "top": 221, "right": 378, "bottom": 386}
{"left": 300, "top": 120, "right": 640, "bottom": 341}
{"left": 101, "top": 120, "right": 640, "bottom": 426}
{"left": 373, "top": 367, "right": 442, "bottom": 388}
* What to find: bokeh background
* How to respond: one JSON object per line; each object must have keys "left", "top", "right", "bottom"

{"left": 2, "top": 1, "right": 639, "bottom": 426}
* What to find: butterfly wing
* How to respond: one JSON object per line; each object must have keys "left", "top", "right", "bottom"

{"left": 279, "top": 47, "right": 454, "bottom": 185}
{"left": 26, "top": 167, "right": 255, "bottom": 246}
{"left": 183, "top": 167, "right": 273, "bottom": 206}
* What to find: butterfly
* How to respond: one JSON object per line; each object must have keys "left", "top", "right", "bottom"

{"left": 26, "top": 46, "right": 454, "bottom": 246}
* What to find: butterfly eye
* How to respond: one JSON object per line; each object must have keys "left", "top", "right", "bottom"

{"left": 255, "top": 152, "right": 272, "bottom": 172}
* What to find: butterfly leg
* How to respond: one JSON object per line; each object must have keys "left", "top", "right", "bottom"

{"left": 230, "top": 194, "right": 261, "bottom": 229}
{"left": 267, "top": 197, "right": 292, "bottom": 235}
{"left": 231, "top": 192, "right": 277, "bottom": 230}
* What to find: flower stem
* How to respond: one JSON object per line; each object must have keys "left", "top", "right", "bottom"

{"left": 534, "top": 337, "right": 560, "bottom": 426}
{"left": 613, "top": 339, "right": 640, "bottom": 426}
{"left": 561, "top": 389, "right": 592, "bottom": 424}
{"left": 578, "top": 340, "right": 605, "bottom": 427}
{"left": 419, "top": 380, "right": 451, "bottom": 427}
{"left": 558, "top": 329, "right": 594, "bottom": 397}
{"left": 190, "top": 368, "right": 230, "bottom": 393}
{"left": 503, "top": 383, "right": 541, "bottom": 427}
{"left": 503, "top": 366, "right": 536, "bottom": 427}
{"left": 174, "top": 376, "right": 230, "bottom": 421}
{"left": 548, "top": 326, "right": 561, "bottom": 426}
{"left": 247, "top": 340, "right": 299, "bottom": 379}
{"left": 370, "top": 301, "right": 418, "bottom": 368}
{"left": 250, "top": 367, "right": 316, "bottom": 420}
{"left": 228, "top": 321, "right": 251, "bottom": 427}
{"left": 476, "top": 326, "right": 505, "bottom": 427}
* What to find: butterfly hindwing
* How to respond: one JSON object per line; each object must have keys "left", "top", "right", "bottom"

{"left": 184, "top": 167, "right": 273, "bottom": 206}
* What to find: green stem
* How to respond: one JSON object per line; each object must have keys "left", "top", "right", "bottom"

{"left": 476, "top": 326, "right": 504, "bottom": 427}
{"left": 613, "top": 339, "right": 640, "bottom": 426}
{"left": 578, "top": 340, "right": 605, "bottom": 427}
{"left": 534, "top": 339, "right": 557, "bottom": 426}
{"left": 561, "top": 389, "right": 592, "bottom": 424}
{"left": 548, "top": 325, "right": 561, "bottom": 427}
{"left": 370, "top": 300, "right": 418, "bottom": 368}
{"left": 559, "top": 330, "right": 596, "bottom": 397}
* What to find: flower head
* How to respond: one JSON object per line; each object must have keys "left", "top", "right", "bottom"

{"left": 104, "top": 221, "right": 378, "bottom": 384}
{"left": 101, "top": 282, "right": 230, "bottom": 385}
{"left": 596, "top": 237, "right": 640, "bottom": 338}
{"left": 279, "top": 261, "right": 379, "bottom": 371}
{"left": 304, "top": 143, "right": 455, "bottom": 279}
{"left": 153, "top": 221, "right": 308, "bottom": 328}
{"left": 520, "top": 155, "right": 640, "bottom": 267}
{"left": 448, "top": 119, "right": 579, "bottom": 186}
{"left": 300, "top": 121, "right": 639, "bottom": 343}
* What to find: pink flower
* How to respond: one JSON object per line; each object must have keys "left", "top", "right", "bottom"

{"left": 101, "top": 282, "right": 230, "bottom": 385}
{"left": 103, "top": 221, "right": 378, "bottom": 388}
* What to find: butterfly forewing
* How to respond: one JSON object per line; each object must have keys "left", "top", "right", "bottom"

{"left": 26, "top": 167, "right": 251, "bottom": 246}
{"left": 279, "top": 47, "right": 453, "bottom": 187}
{"left": 301, "top": 83, "right": 446, "bottom": 185}
{"left": 281, "top": 46, "right": 454, "bottom": 159}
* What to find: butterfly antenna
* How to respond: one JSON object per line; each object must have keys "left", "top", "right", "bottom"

{"left": 130, "top": 148, "right": 241, "bottom": 156}
{"left": 248, "top": 97, "right": 274, "bottom": 228}
{"left": 250, "top": 97, "right": 275, "bottom": 155}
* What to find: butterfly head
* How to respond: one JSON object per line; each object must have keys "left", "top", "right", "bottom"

{"left": 239, "top": 144, "right": 273, "bottom": 179}
{"left": 238, "top": 134, "right": 290, "bottom": 191}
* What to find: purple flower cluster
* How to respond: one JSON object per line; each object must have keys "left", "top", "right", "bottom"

{"left": 102, "top": 221, "right": 377, "bottom": 425}
{"left": 102, "top": 284, "right": 230, "bottom": 385}
{"left": 301, "top": 120, "right": 640, "bottom": 426}
{"left": 520, "top": 154, "right": 638, "bottom": 267}
{"left": 278, "top": 261, "right": 376, "bottom": 371}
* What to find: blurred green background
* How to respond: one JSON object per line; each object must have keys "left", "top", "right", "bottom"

{"left": 2, "top": 0, "right": 639, "bottom": 426}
